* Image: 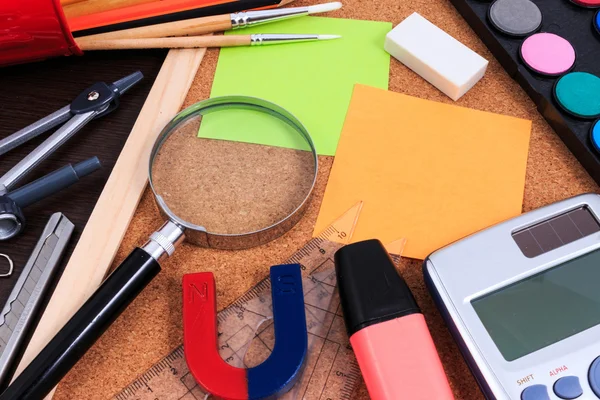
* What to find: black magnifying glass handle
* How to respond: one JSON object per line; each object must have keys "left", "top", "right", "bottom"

{"left": 0, "top": 222, "right": 184, "bottom": 399}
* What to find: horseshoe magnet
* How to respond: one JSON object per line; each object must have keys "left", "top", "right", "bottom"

{"left": 183, "top": 264, "right": 308, "bottom": 400}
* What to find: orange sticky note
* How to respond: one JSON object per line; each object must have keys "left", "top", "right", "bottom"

{"left": 314, "top": 85, "right": 531, "bottom": 259}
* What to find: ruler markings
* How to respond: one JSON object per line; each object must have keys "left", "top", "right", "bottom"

{"left": 112, "top": 203, "right": 370, "bottom": 400}
{"left": 318, "top": 342, "right": 340, "bottom": 400}
{"left": 300, "top": 339, "right": 324, "bottom": 400}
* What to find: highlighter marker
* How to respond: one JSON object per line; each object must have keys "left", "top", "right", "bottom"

{"left": 335, "top": 239, "right": 454, "bottom": 400}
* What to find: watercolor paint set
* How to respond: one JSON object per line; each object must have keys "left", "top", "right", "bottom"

{"left": 450, "top": 0, "right": 600, "bottom": 183}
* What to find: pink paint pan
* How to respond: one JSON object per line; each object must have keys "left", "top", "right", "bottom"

{"left": 520, "top": 33, "right": 576, "bottom": 77}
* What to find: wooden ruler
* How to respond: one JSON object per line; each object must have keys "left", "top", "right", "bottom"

{"left": 112, "top": 202, "right": 404, "bottom": 400}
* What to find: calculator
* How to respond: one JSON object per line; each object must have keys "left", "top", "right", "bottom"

{"left": 425, "top": 194, "right": 600, "bottom": 400}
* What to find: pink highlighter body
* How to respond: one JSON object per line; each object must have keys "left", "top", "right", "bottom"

{"left": 350, "top": 315, "right": 454, "bottom": 399}
{"left": 335, "top": 239, "right": 454, "bottom": 400}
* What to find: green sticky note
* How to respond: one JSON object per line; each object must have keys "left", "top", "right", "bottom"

{"left": 199, "top": 16, "right": 391, "bottom": 155}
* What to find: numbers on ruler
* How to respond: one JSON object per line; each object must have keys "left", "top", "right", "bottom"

{"left": 235, "top": 305, "right": 246, "bottom": 320}
{"left": 338, "top": 231, "right": 347, "bottom": 239}
{"left": 317, "top": 290, "right": 329, "bottom": 301}
{"left": 307, "top": 320, "right": 320, "bottom": 330}
{"left": 335, "top": 370, "right": 348, "bottom": 378}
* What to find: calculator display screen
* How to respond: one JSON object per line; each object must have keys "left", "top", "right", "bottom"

{"left": 472, "top": 248, "right": 600, "bottom": 361}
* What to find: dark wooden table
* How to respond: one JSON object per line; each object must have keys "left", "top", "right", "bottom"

{"left": 0, "top": 49, "right": 166, "bottom": 366}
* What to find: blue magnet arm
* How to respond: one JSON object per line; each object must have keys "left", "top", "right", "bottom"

{"left": 248, "top": 264, "right": 308, "bottom": 400}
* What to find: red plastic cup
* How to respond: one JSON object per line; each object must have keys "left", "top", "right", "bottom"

{"left": 0, "top": 0, "right": 82, "bottom": 67}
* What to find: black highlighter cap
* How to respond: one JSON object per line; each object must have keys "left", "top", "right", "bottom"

{"left": 335, "top": 239, "right": 421, "bottom": 337}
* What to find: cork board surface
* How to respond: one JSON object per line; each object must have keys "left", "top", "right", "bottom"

{"left": 54, "top": 0, "right": 599, "bottom": 398}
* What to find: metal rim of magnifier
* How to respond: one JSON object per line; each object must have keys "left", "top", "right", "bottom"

{"left": 148, "top": 95, "right": 319, "bottom": 250}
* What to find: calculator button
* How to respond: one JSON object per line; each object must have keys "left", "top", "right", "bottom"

{"left": 553, "top": 376, "right": 582, "bottom": 399}
{"left": 589, "top": 356, "right": 600, "bottom": 397}
{"left": 521, "top": 384, "right": 550, "bottom": 400}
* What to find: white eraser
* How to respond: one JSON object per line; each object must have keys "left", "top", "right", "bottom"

{"left": 384, "top": 13, "right": 488, "bottom": 101}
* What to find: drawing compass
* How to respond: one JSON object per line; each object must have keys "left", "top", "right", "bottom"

{"left": 0, "top": 71, "right": 143, "bottom": 240}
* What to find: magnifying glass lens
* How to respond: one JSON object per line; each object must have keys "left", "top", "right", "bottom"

{"left": 151, "top": 101, "right": 316, "bottom": 237}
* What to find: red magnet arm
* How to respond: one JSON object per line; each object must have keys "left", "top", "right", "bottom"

{"left": 183, "top": 273, "right": 247, "bottom": 400}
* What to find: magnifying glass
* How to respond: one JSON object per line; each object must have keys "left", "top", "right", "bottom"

{"left": 2, "top": 96, "right": 318, "bottom": 399}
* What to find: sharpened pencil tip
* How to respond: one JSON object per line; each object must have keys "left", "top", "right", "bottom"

{"left": 307, "top": 2, "right": 343, "bottom": 15}
{"left": 317, "top": 35, "right": 342, "bottom": 40}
